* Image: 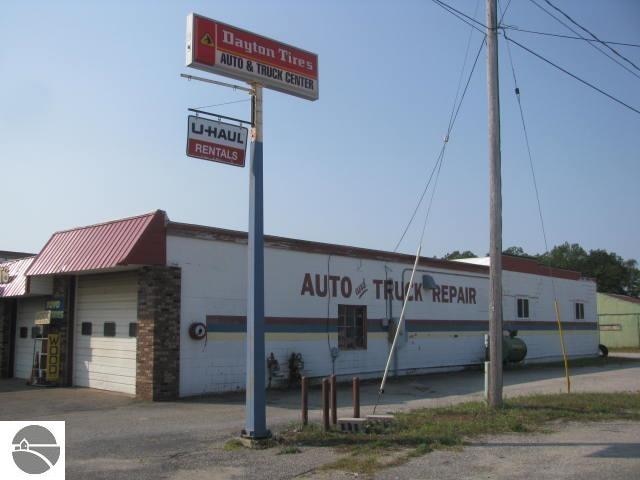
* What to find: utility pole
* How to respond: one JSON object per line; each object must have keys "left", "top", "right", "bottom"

{"left": 486, "top": 0, "right": 503, "bottom": 408}
{"left": 244, "top": 84, "right": 269, "bottom": 438}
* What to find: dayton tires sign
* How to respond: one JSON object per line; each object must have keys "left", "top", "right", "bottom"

{"left": 186, "top": 14, "right": 319, "bottom": 101}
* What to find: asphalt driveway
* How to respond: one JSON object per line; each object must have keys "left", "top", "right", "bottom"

{"left": 1, "top": 355, "right": 639, "bottom": 479}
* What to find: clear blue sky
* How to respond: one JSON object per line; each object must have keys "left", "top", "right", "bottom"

{"left": 1, "top": 0, "right": 639, "bottom": 261}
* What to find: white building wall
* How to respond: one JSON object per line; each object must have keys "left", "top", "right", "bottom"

{"left": 168, "top": 235, "right": 599, "bottom": 397}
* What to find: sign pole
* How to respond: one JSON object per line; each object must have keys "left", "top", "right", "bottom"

{"left": 244, "top": 83, "right": 269, "bottom": 439}
{"left": 185, "top": 13, "right": 318, "bottom": 438}
{"left": 486, "top": 0, "right": 503, "bottom": 408}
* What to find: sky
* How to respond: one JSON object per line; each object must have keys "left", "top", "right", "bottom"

{"left": 1, "top": 0, "right": 639, "bottom": 262}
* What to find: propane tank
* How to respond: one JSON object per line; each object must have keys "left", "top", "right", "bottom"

{"left": 502, "top": 330, "right": 528, "bottom": 363}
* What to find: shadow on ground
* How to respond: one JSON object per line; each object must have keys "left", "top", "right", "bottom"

{"left": 181, "top": 357, "right": 640, "bottom": 412}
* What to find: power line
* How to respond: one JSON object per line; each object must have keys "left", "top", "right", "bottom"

{"left": 448, "top": 0, "right": 482, "bottom": 132}
{"left": 541, "top": 0, "right": 640, "bottom": 73}
{"left": 431, "top": 0, "right": 511, "bottom": 37}
{"left": 430, "top": 0, "right": 487, "bottom": 36}
{"left": 506, "top": 34, "right": 640, "bottom": 116}
{"left": 502, "top": 25, "right": 640, "bottom": 49}
{"left": 528, "top": 0, "right": 640, "bottom": 81}
{"left": 418, "top": 1, "right": 483, "bottom": 244}
{"left": 503, "top": 33, "right": 551, "bottom": 258}
{"left": 394, "top": 36, "right": 486, "bottom": 252}
{"left": 502, "top": 18, "right": 571, "bottom": 393}
{"left": 499, "top": 0, "right": 512, "bottom": 24}
{"left": 435, "top": 0, "right": 640, "bottom": 116}
{"left": 433, "top": 0, "right": 488, "bottom": 30}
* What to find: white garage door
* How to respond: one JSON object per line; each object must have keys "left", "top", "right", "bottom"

{"left": 14, "top": 297, "right": 46, "bottom": 380}
{"left": 74, "top": 272, "right": 138, "bottom": 395}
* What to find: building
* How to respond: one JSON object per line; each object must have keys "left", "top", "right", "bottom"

{"left": 0, "top": 251, "right": 35, "bottom": 262}
{"left": 597, "top": 293, "right": 640, "bottom": 349}
{"left": 0, "top": 210, "right": 599, "bottom": 400}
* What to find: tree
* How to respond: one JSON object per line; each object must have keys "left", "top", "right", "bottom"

{"left": 540, "top": 243, "right": 639, "bottom": 297}
{"left": 624, "top": 259, "right": 640, "bottom": 297}
{"left": 503, "top": 246, "right": 527, "bottom": 257}
{"left": 539, "top": 242, "right": 588, "bottom": 272}
{"left": 443, "top": 250, "right": 477, "bottom": 260}
{"left": 441, "top": 241, "right": 639, "bottom": 298}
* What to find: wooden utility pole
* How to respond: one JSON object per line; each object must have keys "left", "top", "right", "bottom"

{"left": 486, "top": 0, "right": 503, "bottom": 408}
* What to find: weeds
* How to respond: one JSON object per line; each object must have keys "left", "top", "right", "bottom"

{"left": 278, "top": 392, "right": 640, "bottom": 475}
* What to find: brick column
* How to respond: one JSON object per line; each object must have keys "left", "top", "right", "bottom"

{"left": 0, "top": 299, "right": 15, "bottom": 378}
{"left": 137, "top": 266, "right": 181, "bottom": 401}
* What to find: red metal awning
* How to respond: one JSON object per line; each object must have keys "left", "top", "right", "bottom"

{"left": 0, "top": 257, "right": 35, "bottom": 297}
{"left": 26, "top": 210, "right": 167, "bottom": 276}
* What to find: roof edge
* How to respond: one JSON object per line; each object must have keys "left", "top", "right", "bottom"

{"left": 52, "top": 210, "right": 166, "bottom": 235}
{"left": 167, "top": 221, "right": 491, "bottom": 275}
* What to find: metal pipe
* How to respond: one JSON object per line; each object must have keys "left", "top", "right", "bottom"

{"left": 180, "top": 73, "right": 254, "bottom": 93}
{"left": 353, "top": 377, "right": 360, "bottom": 418}
{"left": 330, "top": 374, "right": 337, "bottom": 426}
{"left": 554, "top": 300, "right": 571, "bottom": 393}
{"left": 322, "top": 378, "right": 330, "bottom": 431}
{"left": 379, "top": 244, "right": 422, "bottom": 395}
{"left": 187, "top": 108, "right": 253, "bottom": 126}
{"left": 301, "top": 376, "right": 308, "bottom": 426}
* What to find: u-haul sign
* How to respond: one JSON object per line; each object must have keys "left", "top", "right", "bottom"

{"left": 187, "top": 116, "right": 249, "bottom": 167}
{"left": 186, "top": 13, "right": 319, "bottom": 101}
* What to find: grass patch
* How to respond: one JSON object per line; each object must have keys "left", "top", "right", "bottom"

{"left": 279, "top": 392, "right": 640, "bottom": 475}
{"left": 223, "top": 439, "right": 244, "bottom": 451}
{"left": 513, "top": 355, "right": 640, "bottom": 370}
{"left": 322, "top": 454, "right": 385, "bottom": 475}
{"left": 277, "top": 446, "right": 302, "bottom": 455}
{"left": 609, "top": 347, "right": 640, "bottom": 353}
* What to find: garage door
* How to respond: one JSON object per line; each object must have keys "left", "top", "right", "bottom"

{"left": 14, "top": 297, "right": 46, "bottom": 380}
{"left": 74, "top": 272, "right": 138, "bottom": 395}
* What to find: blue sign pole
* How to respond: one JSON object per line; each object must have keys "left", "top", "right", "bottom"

{"left": 244, "top": 84, "right": 269, "bottom": 439}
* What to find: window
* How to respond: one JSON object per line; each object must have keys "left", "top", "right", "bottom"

{"left": 517, "top": 298, "right": 530, "bottom": 319}
{"left": 338, "top": 305, "right": 367, "bottom": 350}
{"left": 31, "top": 326, "right": 40, "bottom": 339}
{"left": 575, "top": 302, "right": 585, "bottom": 320}
{"left": 128, "top": 323, "right": 138, "bottom": 338}
{"left": 103, "top": 322, "right": 116, "bottom": 337}
{"left": 19, "top": 327, "right": 28, "bottom": 338}
{"left": 81, "top": 322, "right": 92, "bottom": 336}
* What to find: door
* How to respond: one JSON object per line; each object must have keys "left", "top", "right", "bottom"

{"left": 14, "top": 298, "right": 46, "bottom": 380}
{"left": 74, "top": 272, "right": 138, "bottom": 395}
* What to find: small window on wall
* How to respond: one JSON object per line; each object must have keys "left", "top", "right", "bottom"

{"left": 19, "top": 327, "right": 28, "bottom": 338}
{"left": 103, "top": 322, "right": 116, "bottom": 337}
{"left": 338, "top": 305, "right": 367, "bottom": 350}
{"left": 517, "top": 298, "right": 530, "bottom": 319}
{"left": 575, "top": 302, "right": 585, "bottom": 320}
{"left": 31, "top": 326, "right": 40, "bottom": 339}
{"left": 81, "top": 322, "right": 92, "bottom": 336}
{"left": 128, "top": 323, "right": 138, "bottom": 338}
